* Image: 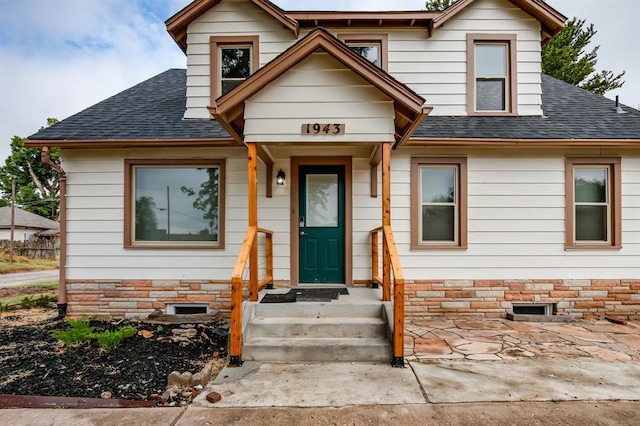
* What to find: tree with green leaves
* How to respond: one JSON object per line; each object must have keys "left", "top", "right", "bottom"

{"left": 425, "top": 1, "right": 625, "bottom": 96}
{"left": 424, "top": 0, "right": 456, "bottom": 10}
{"left": 542, "top": 18, "right": 624, "bottom": 95}
{"left": 0, "top": 118, "right": 61, "bottom": 220}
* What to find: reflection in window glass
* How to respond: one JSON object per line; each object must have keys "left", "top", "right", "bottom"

{"left": 134, "top": 167, "right": 220, "bottom": 243}
{"left": 306, "top": 174, "right": 338, "bottom": 227}
{"left": 348, "top": 44, "right": 380, "bottom": 67}
{"left": 220, "top": 46, "right": 251, "bottom": 95}
{"left": 475, "top": 43, "right": 508, "bottom": 111}
{"left": 476, "top": 44, "right": 506, "bottom": 76}
{"left": 574, "top": 167, "right": 609, "bottom": 242}
{"left": 421, "top": 167, "right": 456, "bottom": 242}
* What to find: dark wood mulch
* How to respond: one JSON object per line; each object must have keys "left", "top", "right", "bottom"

{"left": 0, "top": 309, "right": 228, "bottom": 402}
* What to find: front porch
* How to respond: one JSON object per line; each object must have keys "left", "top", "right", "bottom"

{"left": 228, "top": 145, "right": 406, "bottom": 366}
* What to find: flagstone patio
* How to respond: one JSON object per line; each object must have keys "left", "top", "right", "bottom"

{"left": 405, "top": 318, "right": 640, "bottom": 362}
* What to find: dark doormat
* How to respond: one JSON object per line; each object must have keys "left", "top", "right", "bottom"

{"left": 260, "top": 287, "right": 349, "bottom": 303}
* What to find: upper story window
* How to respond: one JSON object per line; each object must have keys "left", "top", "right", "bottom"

{"left": 124, "top": 159, "right": 226, "bottom": 249}
{"left": 210, "top": 36, "right": 259, "bottom": 101}
{"left": 411, "top": 157, "right": 468, "bottom": 250}
{"left": 467, "top": 34, "right": 517, "bottom": 116}
{"left": 220, "top": 46, "right": 252, "bottom": 95}
{"left": 338, "top": 34, "right": 388, "bottom": 71}
{"left": 565, "top": 157, "right": 621, "bottom": 250}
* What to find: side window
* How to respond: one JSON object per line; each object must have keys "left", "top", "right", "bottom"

{"left": 210, "top": 36, "right": 259, "bottom": 101}
{"left": 411, "top": 157, "right": 467, "bottom": 249}
{"left": 467, "top": 34, "right": 517, "bottom": 115}
{"left": 124, "top": 159, "right": 226, "bottom": 249}
{"left": 338, "top": 34, "right": 388, "bottom": 71}
{"left": 565, "top": 157, "right": 621, "bottom": 249}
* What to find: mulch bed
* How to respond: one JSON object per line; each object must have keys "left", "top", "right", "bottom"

{"left": 0, "top": 308, "right": 228, "bottom": 405}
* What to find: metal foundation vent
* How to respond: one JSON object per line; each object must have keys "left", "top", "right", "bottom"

{"left": 512, "top": 303, "right": 555, "bottom": 315}
{"left": 166, "top": 304, "right": 209, "bottom": 315}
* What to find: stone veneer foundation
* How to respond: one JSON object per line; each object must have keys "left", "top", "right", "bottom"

{"left": 405, "top": 279, "right": 640, "bottom": 320}
{"left": 65, "top": 279, "right": 233, "bottom": 319}
{"left": 65, "top": 279, "right": 640, "bottom": 320}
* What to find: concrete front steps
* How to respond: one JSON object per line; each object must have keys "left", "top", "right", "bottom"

{"left": 242, "top": 301, "right": 392, "bottom": 363}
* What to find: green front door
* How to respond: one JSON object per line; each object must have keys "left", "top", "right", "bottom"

{"left": 298, "top": 165, "right": 345, "bottom": 284}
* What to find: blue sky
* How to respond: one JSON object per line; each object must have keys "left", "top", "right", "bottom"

{"left": 0, "top": 0, "right": 638, "bottom": 162}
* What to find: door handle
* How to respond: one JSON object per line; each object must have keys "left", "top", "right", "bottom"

{"left": 300, "top": 231, "right": 307, "bottom": 236}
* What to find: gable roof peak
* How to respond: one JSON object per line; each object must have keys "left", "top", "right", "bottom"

{"left": 432, "top": 0, "right": 566, "bottom": 41}
{"left": 166, "top": 0, "right": 298, "bottom": 52}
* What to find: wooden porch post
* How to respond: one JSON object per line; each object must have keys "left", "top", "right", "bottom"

{"left": 382, "top": 142, "right": 391, "bottom": 302}
{"left": 248, "top": 143, "right": 259, "bottom": 302}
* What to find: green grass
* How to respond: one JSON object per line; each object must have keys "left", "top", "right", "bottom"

{"left": 0, "top": 253, "right": 59, "bottom": 274}
{"left": 0, "top": 281, "right": 58, "bottom": 311}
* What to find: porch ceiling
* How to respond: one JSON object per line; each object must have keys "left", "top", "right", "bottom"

{"left": 208, "top": 28, "right": 432, "bottom": 149}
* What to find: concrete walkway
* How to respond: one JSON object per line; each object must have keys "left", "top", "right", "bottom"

{"left": 0, "top": 270, "right": 58, "bottom": 288}
{"left": 1, "top": 318, "right": 639, "bottom": 425}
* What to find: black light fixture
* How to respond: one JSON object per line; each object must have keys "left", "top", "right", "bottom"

{"left": 276, "top": 169, "right": 286, "bottom": 186}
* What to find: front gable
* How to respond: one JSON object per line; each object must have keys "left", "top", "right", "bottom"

{"left": 244, "top": 52, "right": 396, "bottom": 143}
{"left": 210, "top": 28, "right": 431, "bottom": 147}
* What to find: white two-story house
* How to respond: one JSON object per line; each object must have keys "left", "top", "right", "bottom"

{"left": 28, "top": 0, "right": 640, "bottom": 365}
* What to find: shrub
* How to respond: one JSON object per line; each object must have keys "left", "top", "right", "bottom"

{"left": 52, "top": 319, "right": 95, "bottom": 345}
{"left": 52, "top": 320, "right": 137, "bottom": 349}
{"left": 20, "top": 296, "right": 34, "bottom": 309}
{"left": 95, "top": 325, "right": 137, "bottom": 350}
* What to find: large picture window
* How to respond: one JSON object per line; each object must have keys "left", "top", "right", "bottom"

{"left": 210, "top": 36, "right": 259, "bottom": 101}
{"left": 467, "top": 34, "right": 517, "bottom": 115}
{"left": 565, "top": 157, "right": 621, "bottom": 249}
{"left": 125, "top": 159, "right": 225, "bottom": 249}
{"left": 411, "top": 157, "right": 467, "bottom": 249}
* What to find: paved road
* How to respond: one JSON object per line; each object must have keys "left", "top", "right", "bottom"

{"left": 0, "top": 270, "right": 59, "bottom": 288}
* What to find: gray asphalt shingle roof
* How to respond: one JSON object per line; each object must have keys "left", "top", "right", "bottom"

{"left": 0, "top": 207, "right": 59, "bottom": 231}
{"left": 29, "top": 70, "right": 640, "bottom": 142}
{"left": 30, "top": 69, "right": 228, "bottom": 141}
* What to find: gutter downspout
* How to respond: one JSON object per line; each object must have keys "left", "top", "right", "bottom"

{"left": 42, "top": 147, "right": 67, "bottom": 319}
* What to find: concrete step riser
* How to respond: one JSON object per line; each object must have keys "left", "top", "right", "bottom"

{"left": 243, "top": 343, "right": 392, "bottom": 363}
{"left": 253, "top": 303, "right": 384, "bottom": 318}
{"left": 248, "top": 321, "right": 387, "bottom": 339}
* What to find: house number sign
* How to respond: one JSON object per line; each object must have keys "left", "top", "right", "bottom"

{"left": 302, "top": 123, "right": 345, "bottom": 135}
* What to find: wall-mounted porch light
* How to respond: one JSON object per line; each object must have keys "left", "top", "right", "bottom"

{"left": 276, "top": 169, "right": 286, "bottom": 186}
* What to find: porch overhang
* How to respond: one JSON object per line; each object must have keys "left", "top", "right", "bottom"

{"left": 208, "top": 27, "right": 432, "bottom": 149}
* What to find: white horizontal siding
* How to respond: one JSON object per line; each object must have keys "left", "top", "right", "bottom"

{"left": 184, "top": 0, "right": 296, "bottom": 119}
{"left": 183, "top": 0, "right": 545, "bottom": 120}
{"left": 63, "top": 147, "right": 256, "bottom": 281}
{"left": 298, "top": 0, "right": 543, "bottom": 116}
{"left": 244, "top": 52, "right": 395, "bottom": 143}
{"left": 63, "top": 145, "right": 640, "bottom": 283}
{"left": 392, "top": 148, "right": 640, "bottom": 280}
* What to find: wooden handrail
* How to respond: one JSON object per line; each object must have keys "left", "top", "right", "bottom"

{"left": 370, "top": 225, "right": 405, "bottom": 366}
{"left": 383, "top": 225, "right": 404, "bottom": 284}
{"left": 229, "top": 226, "right": 274, "bottom": 366}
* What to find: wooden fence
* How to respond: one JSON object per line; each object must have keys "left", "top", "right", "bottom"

{"left": 0, "top": 240, "right": 58, "bottom": 260}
